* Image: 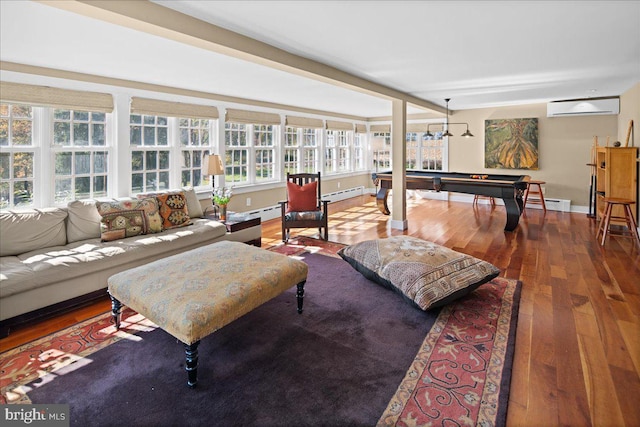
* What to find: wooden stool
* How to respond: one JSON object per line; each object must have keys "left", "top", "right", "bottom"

{"left": 596, "top": 198, "right": 639, "bottom": 246}
{"left": 524, "top": 180, "right": 546, "bottom": 211}
{"left": 473, "top": 195, "right": 495, "bottom": 206}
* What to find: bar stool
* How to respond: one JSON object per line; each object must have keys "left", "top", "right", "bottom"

{"left": 596, "top": 197, "right": 639, "bottom": 246}
{"left": 473, "top": 195, "right": 495, "bottom": 206}
{"left": 524, "top": 180, "right": 546, "bottom": 211}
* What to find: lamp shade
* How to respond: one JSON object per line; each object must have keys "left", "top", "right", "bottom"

{"left": 203, "top": 154, "right": 224, "bottom": 175}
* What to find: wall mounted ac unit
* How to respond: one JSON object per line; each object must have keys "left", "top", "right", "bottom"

{"left": 547, "top": 97, "right": 619, "bottom": 117}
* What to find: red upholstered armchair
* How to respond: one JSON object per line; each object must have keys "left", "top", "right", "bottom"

{"left": 279, "top": 172, "right": 329, "bottom": 242}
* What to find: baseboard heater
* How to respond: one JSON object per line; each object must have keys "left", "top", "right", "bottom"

{"left": 530, "top": 198, "right": 571, "bottom": 212}
{"left": 244, "top": 186, "right": 365, "bottom": 221}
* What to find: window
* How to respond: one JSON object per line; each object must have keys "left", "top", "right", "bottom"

{"left": 53, "top": 109, "right": 108, "bottom": 203}
{"left": 372, "top": 132, "right": 391, "bottom": 170}
{"left": 336, "top": 130, "right": 350, "bottom": 172}
{"left": 253, "top": 125, "right": 275, "bottom": 181}
{"left": 180, "top": 118, "right": 210, "bottom": 187}
{"left": 354, "top": 132, "right": 365, "bottom": 171}
{"left": 405, "top": 130, "right": 444, "bottom": 171}
{"left": 325, "top": 131, "right": 336, "bottom": 174}
{"left": 284, "top": 126, "right": 299, "bottom": 174}
{"left": 302, "top": 128, "right": 319, "bottom": 173}
{"left": 0, "top": 104, "right": 34, "bottom": 209}
{"left": 284, "top": 126, "right": 320, "bottom": 174}
{"left": 224, "top": 123, "right": 248, "bottom": 185}
{"left": 224, "top": 122, "right": 278, "bottom": 186}
{"left": 421, "top": 132, "right": 444, "bottom": 171}
{"left": 406, "top": 132, "right": 418, "bottom": 169}
{"left": 130, "top": 114, "right": 170, "bottom": 193}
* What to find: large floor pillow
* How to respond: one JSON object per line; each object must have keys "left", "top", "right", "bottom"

{"left": 337, "top": 236, "right": 500, "bottom": 310}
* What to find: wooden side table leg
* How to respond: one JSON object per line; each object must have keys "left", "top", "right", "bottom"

{"left": 184, "top": 340, "right": 200, "bottom": 388}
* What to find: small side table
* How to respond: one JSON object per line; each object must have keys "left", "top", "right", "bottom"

{"left": 204, "top": 211, "right": 262, "bottom": 247}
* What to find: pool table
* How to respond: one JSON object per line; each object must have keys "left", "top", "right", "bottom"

{"left": 372, "top": 170, "right": 531, "bottom": 231}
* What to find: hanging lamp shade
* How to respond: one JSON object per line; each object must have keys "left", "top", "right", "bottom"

{"left": 461, "top": 128, "right": 474, "bottom": 137}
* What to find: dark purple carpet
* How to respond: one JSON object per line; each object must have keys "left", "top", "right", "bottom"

{"left": 28, "top": 253, "right": 444, "bottom": 426}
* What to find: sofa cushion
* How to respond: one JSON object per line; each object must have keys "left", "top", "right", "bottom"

{"left": 96, "top": 198, "right": 163, "bottom": 238}
{"left": 0, "top": 208, "right": 68, "bottom": 257}
{"left": 155, "top": 191, "right": 192, "bottom": 230}
{"left": 66, "top": 199, "right": 102, "bottom": 243}
{"left": 337, "top": 236, "right": 500, "bottom": 311}
{"left": 137, "top": 187, "right": 203, "bottom": 219}
{"left": 181, "top": 187, "right": 204, "bottom": 218}
{"left": 99, "top": 209, "right": 148, "bottom": 241}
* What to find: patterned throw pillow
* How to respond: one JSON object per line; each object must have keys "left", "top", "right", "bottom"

{"left": 96, "top": 198, "right": 163, "bottom": 235}
{"left": 155, "top": 191, "right": 192, "bottom": 230}
{"left": 97, "top": 209, "right": 147, "bottom": 242}
{"left": 337, "top": 236, "right": 500, "bottom": 311}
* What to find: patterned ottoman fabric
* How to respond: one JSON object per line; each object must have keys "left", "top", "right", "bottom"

{"left": 108, "top": 241, "right": 308, "bottom": 345}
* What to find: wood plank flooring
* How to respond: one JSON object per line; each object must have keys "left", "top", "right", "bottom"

{"left": 2, "top": 194, "right": 639, "bottom": 426}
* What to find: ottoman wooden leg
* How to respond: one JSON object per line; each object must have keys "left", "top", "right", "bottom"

{"left": 296, "top": 281, "right": 306, "bottom": 314}
{"left": 109, "top": 294, "right": 122, "bottom": 329}
{"left": 184, "top": 341, "right": 200, "bottom": 388}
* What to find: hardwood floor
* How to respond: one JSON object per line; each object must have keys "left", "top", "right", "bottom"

{"left": 2, "top": 194, "right": 639, "bottom": 426}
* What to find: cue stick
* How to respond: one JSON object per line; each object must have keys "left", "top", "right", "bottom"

{"left": 624, "top": 120, "right": 633, "bottom": 147}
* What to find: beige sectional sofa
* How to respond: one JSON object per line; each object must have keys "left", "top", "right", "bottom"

{"left": 0, "top": 188, "right": 261, "bottom": 336}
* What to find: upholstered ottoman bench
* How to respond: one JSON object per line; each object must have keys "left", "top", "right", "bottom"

{"left": 107, "top": 240, "right": 308, "bottom": 388}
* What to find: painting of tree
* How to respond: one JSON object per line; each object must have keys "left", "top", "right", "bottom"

{"left": 485, "top": 118, "right": 538, "bottom": 169}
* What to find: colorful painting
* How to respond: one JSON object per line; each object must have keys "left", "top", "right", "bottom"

{"left": 484, "top": 118, "right": 538, "bottom": 169}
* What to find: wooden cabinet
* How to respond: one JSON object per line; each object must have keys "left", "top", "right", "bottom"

{"left": 595, "top": 147, "right": 638, "bottom": 222}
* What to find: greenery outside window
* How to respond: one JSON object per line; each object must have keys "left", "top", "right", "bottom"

{"left": 253, "top": 125, "right": 276, "bottom": 182}
{"left": 180, "top": 118, "right": 210, "bottom": 188}
{"left": 130, "top": 114, "right": 170, "bottom": 193}
{"left": 302, "top": 128, "right": 319, "bottom": 173}
{"left": 0, "top": 103, "right": 34, "bottom": 209}
{"left": 53, "top": 109, "right": 108, "bottom": 203}
{"left": 224, "top": 122, "right": 249, "bottom": 185}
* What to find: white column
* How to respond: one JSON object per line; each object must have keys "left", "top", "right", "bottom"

{"left": 112, "top": 93, "right": 131, "bottom": 197}
{"left": 391, "top": 99, "right": 407, "bottom": 230}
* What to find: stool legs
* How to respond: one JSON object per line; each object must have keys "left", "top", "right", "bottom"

{"left": 622, "top": 204, "right": 640, "bottom": 245}
{"left": 524, "top": 182, "right": 546, "bottom": 211}
{"left": 597, "top": 202, "right": 614, "bottom": 245}
{"left": 597, "top": 199, "right": 639, "bottom": 246}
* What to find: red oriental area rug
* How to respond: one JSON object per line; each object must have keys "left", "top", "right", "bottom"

{"left": 0, "top": 237, "right": 520, "bottom": 427}
{"left": 377, "top": 276, "right": 518, "bottom": 427}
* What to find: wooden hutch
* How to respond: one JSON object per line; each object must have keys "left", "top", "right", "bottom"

{"left": 595, "top": 146, "right": 638, "bottom": 223}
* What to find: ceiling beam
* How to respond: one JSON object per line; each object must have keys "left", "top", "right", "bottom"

{"left": 37, "top": 0, "right": 446, "bottom": 115}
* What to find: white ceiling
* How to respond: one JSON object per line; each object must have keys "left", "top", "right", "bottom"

{"left": 1, "top": 1, "right": 639, "bottom": 118}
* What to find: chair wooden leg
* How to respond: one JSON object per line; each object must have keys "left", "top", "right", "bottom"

{"left": 598, "top": 203, "right": 614, "bottom": 245}
{"left": 623, "top": 204, "right": 640, "bottom": 245}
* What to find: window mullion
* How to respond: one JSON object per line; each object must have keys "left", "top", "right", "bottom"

{"left": 37, "top": 107, "right": 52, "bottom": 207}
{"left": 168, "top": 117, "right": 181, "bottom": 189}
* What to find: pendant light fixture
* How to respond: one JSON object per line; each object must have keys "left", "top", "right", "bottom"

{"left": 425, "top": 98, "right": 474, "bottom": 138}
